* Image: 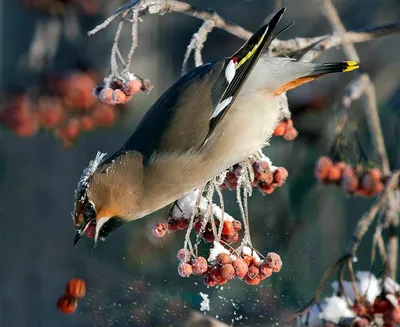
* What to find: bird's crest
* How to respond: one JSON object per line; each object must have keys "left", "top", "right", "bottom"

{"left": 71, "top": 151, "right": 107, "bottom": 221}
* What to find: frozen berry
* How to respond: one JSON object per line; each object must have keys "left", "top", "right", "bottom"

{"left": 283, "top": 127, "right": 298, "bottom": 141}
{"left": 122, "top": 80, "right": 142, "bottom": 96}
{"left": 273, "top": 167, "right": 288, "bottom": 186}
{"left": 232, "top": 220, "right": 242, "bottom": 231}
{"left": 232, "top": 259, "right": 248, "bottom": 278}
{"left": 209, "top": 267, "right": 224, "bottom": 283}
{"left": 315, "top": 156, "right": 333, "bottom": 180}
{"left": 177, "top": 218, "right": 189, "bottom": 230}
{"left": 244, "top": 275, "right": 261, "bottom": 285}
{"left": 259, "top": 262, "right": 273, "bottom": 278}
{"left": 220, "top": 264, "right": 235, "bottom": 280}
{"left": 152, "top": 223, "right": 167, "bottom": 237}
{"left": 192, "top": 257, "right": 208, "bottom": 275}
{"left": 98, "top": 88, "right": 114, "bottom": 105}
{"left": 273, "top": 122, "right": 286, "bottom": 136}
{"left": 217, "top": 253, "right": 231, "bottom": 265}
{"left": 265, "top": 252, "right": 282, "bottom": 272}
{"left": 247, "top": 265, "right": 260, "bottom": 279}
{"left": 167, "top": 219, "right": 178, "bottom": 232}
{"left": 112, "top": 89, "right": 127, "bottom": 104}
{"left": 177, "top": 248, "right": 191, "bottom": 262}
{"left": 204, "top": 274, "right": 217, "bottom": 287}
{"left": 178, "top": 263, "right": 192, "bottom": 277}
{"left": 353, "top": 317, "right": 370, "bottom": 327}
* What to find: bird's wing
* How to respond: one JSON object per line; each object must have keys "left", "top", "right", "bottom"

{"left": 107, "top": 8, "right": 287, "bottom": 165}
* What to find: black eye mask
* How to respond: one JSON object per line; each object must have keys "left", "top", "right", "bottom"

{"left": 98, "top": 217, "right": 125, "bottom": 240}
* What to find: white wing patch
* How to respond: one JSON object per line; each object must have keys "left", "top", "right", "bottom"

{"left": 211, "top": 96, "right": 233, "bottom": 118}
{"left": 225, "top": 60, "right": 236, "bottom": 84}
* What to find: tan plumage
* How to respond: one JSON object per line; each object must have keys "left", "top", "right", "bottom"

{"left": 72, "top": 8, "right": 359, "bottom": 248}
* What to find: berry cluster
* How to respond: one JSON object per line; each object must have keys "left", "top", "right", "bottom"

{"left": 0, "top": 72, "right": 130, "bottom": 147}
{"left": 20, "top": 0, "right": 100, "bottom": 15}
{"left": 220, "top": 158, "right": 289, "bottom": 195}
{"left": 56, "top": 278, "right": 86, "bottom": 315}
{"left": 177, "top": 250, "right": 282, "bottom": 287}
{"left": 351, "top": 295, "right": 400, "bottom": 327}
{"left": 273, "top": 118, "right": 298, "bottom": 141}
{"left": 315, "top": 156, "right": 385, "bottom": 197}
{"left": 94, "top": 78, "right": 147, "bottom": 106}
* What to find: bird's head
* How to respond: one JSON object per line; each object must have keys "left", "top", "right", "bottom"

{"left": 72, "top": 152, "right": 130, "bottom": 250}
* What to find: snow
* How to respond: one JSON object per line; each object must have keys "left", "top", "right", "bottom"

{"left": 208, "top": 242, "right": 230, "bottom": 262}
{"left": 382, "top": 277, "right": 400, "bottom": 293}
{"left": 199, "top": 292, "right": 210, "bottom": 312}
{"left": 319, "top": 296, "right": 355, "bottom": 324}
{"left": 242, "top": 246, "right": 261, "bottom": 263}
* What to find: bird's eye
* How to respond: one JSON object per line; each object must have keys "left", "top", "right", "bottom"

{"left": 83, "top": 201, "right": 96, "bottom": 220}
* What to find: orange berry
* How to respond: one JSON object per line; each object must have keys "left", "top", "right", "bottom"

{"left": 177, "top": 263, "right": 192, "bottom": 277}
{"left": 232, "top": 259, "right": 248, "bottom": 278}
{"left": 273, "top": 122, "right": 286, "bottom": 136}
{"left": 122, "top": 80, "right": 142, "bottom": 96}
{"left": 244, "top": 275, "right": 261, "bottom": 285}
{"left": 57, "top": 295, "right": 78, "bottom": 314}
{"left": 217, "top": 253, "right": 231, "bottom": 265}
{"left": 98, "top": 88, "right": 114, "bottom": 105}
{"left": 247, "top": 265, "right": 260, "bottom": 279}
{"left": 91, "top": 104, "right": 116, "bottom": 126}
{"left": 222, "top": 221, "right": 234, "bottom": 236}
{"left": 256, "top": 171, "right": 273, "bottom": 184}
{"left": 283, "top": 127, "right": 298, "bottom": 141}
{"left": 38, "top": 97, "right": 64, "bottom": 128}
{"left": 191, "top": 257, "right": 208, "bottom": 275}
{"left": 369, "top": 168, "right": 382, "bottom": 181}
{"left": 80, "top": 116, "right": 94, "bottom": 131}
{"left": 220, "top": 264, "right": 235, "bottom": 280}
{"left": 259, "top": 262, "right": 273, "bottom": 278}
{"left": 315, "top": 156, "right": 333, "bottom": 180}
{"left": 242, "top": 255, "right": 253, "bottom": 266}
{"left": 152, "top": 223, "right": 167, "bottom": 237}
{"left": 60, "top": 119, "right": 80, "bottom": 139}
{"left": 360, "top": 174, "right": 377, "bottom": 192}
{"left": 65, "top": 278, "right": 86, "bottom": 299}
{"left": 112, "top": 89, "right": 127, "bottom": 104}
{"left": 341, "top": 174, "right": 359, "bottom": 193}
{"left": 327, "top": 166, "right": 342, "bottom": 182}
{"left": 177, "top": 248, "right": 191, "bottom": 262}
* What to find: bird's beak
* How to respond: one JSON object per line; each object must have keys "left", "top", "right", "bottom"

{"left": 74, "top": 219, "right": 96, "bottom": 248}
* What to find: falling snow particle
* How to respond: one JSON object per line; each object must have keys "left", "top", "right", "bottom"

{"left": 199, "top": 292, "right": 210, "bottom": 312}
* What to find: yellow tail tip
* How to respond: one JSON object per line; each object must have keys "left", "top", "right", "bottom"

{"left": 343, "top": 61, "right": 360, "bottom": 72}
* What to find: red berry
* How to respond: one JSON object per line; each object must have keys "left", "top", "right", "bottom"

{"left": 192, "top": 257, "right": 208, "bottom": 275}
{"left": 178, "top": 263, "right": 192, "bottom": 277}
{"left": 283, "top": 127, "right": 298, "bottom": 141}
{"left": 194, "top": 220, "right": 202, "bottom": 234}
{"left": 57, "top": 295, "right": 78, "bottom": 314}
{"left": 177, "top": 218, "right": 189, "bottom": 230}
{"left": 273, "top": 167, "right": 288, "bottom": 186}
{"left": 369, "top": 168, "right": 382, "bottom": 181}
{"left": 209, "top": 267, "right": 224, "bottom": 283}
{"left": 80, "top": 116, "right": 95, "bottom": 131}
{"left": 122, "top": 80, "right": 142, "bottom": 96}
{"left": 353, "top": 317, "right": 370, "bottom": 327}
{"left": 242, "top": 255, "right": 254, "bottom": 266}
{"left": 65, "top": 278, "right": 86, "bottom": 299}
{"left": 256, "top": 172, "right": 273, "bottom": 184}
{"left": 202, "top": 231, "right": 215, "bottom": 243}
{"left": 315, "top": 156, "right": 333, "bottom": 180}
{"left": 204, "top": 273, "right": 217, "bottom": 287}
{"left": 220, "top": 264, "right": 235, "bottom": 280}
{"left": 265, "top": 252, "right": 282, "bottom": 272}
{"left": 232, "top": 259, "right": 248, "bottom": 278}
{"left": 258, "top": 183, "right": 275, "bottom": 194}
{"left": 224, "top": 172, "right": 238, "bottom": 190}
{"left": 99, "top": 88, "right": 114, "bottom": 105}
{"left": 152, "top": 223, "right": 167, "bottom": 237}
{"left": 373, "top": 298, "right": 391, "bottom": 314}
{"left": 273, "top": 122, "right": 286, "bottom": 136}
{"left": 217, "top": 253, "right": 231, "bottom": 265}
{"left": 85, "top": 221, "right": 96, "bottom": 238}
{"left": 222, "top": 221, "right": 234, "bottom": 236}
{"left": 327, "top": 165, "right": 342, "bottom": 182}
{"left": 167, "top": 219, "right": 178, "bottom": 232}
{"left": 177, "top": 248, "right": 191, "bottom": 262}
{"left": 244, "top": 275, "right": 261, "bottom": 285}
{"left": 259, "top": 262, "right": 273, "bottom": 278}
{"left": 91, "top": 104, "right": 116, "bottom": 126}
{"left": 247, "top": 265, "right": 260, "bottom": 279}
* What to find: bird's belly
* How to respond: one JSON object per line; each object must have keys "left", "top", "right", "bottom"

{"left": 203, "top": 93, "right": 280, "bottom": 178}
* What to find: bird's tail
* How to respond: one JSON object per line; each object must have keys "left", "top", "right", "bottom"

{"left": 248, "top": 57, "right": 359, "bottom": 96}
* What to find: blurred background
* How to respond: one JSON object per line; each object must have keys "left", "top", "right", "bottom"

{"left": 1, "top": 0, "right": 399, "bottom": 326}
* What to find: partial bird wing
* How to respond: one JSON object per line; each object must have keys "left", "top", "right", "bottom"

{"left": 108, "top": 8, "right": 287, "bottom": 164}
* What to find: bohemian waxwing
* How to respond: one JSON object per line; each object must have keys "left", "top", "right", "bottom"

{"left": 72, "top": 8, "right": 359, "bottom": 249}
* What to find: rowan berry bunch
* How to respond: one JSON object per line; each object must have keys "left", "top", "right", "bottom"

{"left": 0, "top": 71, "right": 132, "bottom": 147}
{"left": 94, "top": 76, "right": 151, "bottom": 106}
{"left": 220, "top": 158, "right": 289, "bottom": 195}
{"left": 152, "top": 187, "right": 283, "bottom": 287}
{"left": 56, "top": 278, "right": 86, "bottom": 315}
{"left": 273, "top": 118, "right": 298, "bottom": 141}
{"left": 176, "top": 248, "right": 282, "bottom": 287}
{"left": 315, "top": 156, "right": 385, "bottom": 197}
{"left": 20, "top": 0, "right": 100, "bottom": 15}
